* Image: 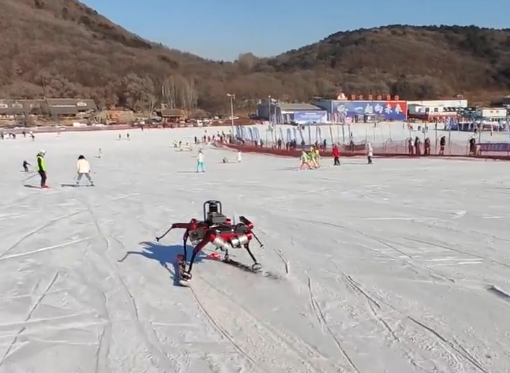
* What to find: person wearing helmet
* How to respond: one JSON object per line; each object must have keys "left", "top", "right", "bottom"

{"left": 76, "top": 155, "right": 94, "bottom": 186}
{"left": 36, "top": 150, "right": 48, "bottom": 188}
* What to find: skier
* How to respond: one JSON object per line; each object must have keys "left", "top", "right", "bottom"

{"left": 439, "top": 136, "right": 446, "bottom": 155}
{"left": 196, "top": 149, "right": 205, "bottom": 172}
{"left": 312, "top": 146, "right": 320, "bottom": 168}
{"left": 237, "top": 150, "right": 242, "bottom": 163}
{"left": 36, "top": 150, "right": 48, "bottom": 188}
{"left": 97, "top": 148, "right": 102, "bottom": 158}
{"left": 332, "top": 144, "right": 340, "bottom": 166}
{"left": 22, "top": 160, "right": 30, "bottom": 172}
{"left": 299, "top": 150, "right": 312, "bottom": 170}
{"left": 367, "top": 143, "right": 373, "bottom": 164}
{"left": 76, "top": 155, "right": 94, "bottom": 186}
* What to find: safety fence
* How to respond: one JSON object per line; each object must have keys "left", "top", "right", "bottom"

{"left": 217, "top": 138, "right": 510, "bottom": 161}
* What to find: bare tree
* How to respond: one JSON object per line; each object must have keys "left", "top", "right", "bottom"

{"left": 161, "top": 75, "right": 181, "bottom": 109}
{"left": 181, "top": 77, "right": 198, "bottom": 115}
{"left": 146, "top": 93, "right": 158, "bottom": 115}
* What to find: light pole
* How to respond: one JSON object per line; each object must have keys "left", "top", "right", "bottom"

{"left": 268, "top": 95, "right": 275, "bottom": 144}
{"left": 227, "top": 93, "right": 235, "bottom": 139}
{"left": 268, "top": 95, "right": 271, "bottom": 123}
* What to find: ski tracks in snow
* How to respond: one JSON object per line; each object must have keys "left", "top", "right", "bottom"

{"left": 187, "top": 286, "right": 263, "bottom": 373}
{"left": 306, "top": 277, "right": 361, "bottom": 373}
{"left": 0, "top": 271, "right": 59, "bottom": 369}
{"left": 190, "top": 275, "right": 341, "bottom": 373}
{"left": 341, "top": 274, "right": 400, "bottom": 345}
{"left": 77, "top": 197, "right": 188, "bottom": 373}
{"left": 0, "top": 209, "right": 87, "bottom": 259}
{"left": 327, "top": 270, "right": 490, "bottom": 373}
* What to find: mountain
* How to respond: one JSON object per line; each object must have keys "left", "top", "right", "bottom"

{"left": 0, "top": 0, "right": 228, "bottom": 112}
{"left": 266, "top": 25, "right": 510, "bottom": 103}
{"left": 1, "top": 1, "right": 510, "bottom": 113}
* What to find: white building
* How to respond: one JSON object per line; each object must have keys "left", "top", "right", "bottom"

{"left": 475, "top": 107, "right": 507, "bottom": 120}
{"left": 407, "top": 99, "right": 468, "bottom": 107}
{"left": 407, "top": 104, "right": 459, "bottom": 120}
{"left": 256, "top": 102, "right": 327, "bottom": 124}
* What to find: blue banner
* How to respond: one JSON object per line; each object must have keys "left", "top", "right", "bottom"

{"left": 478, "top": 143, "right": 510, "bottom": 152}
{"left": 293, "top": 111, "right": 328, "bottom": 124}
{"left": 445, "top": 117, "right": 459, "bottom": 130}
{"left": 331, "top": 100, "right": 407, "bottom": 121}
{"left": 253, "top": 127, "right": 260, "bottom": 141}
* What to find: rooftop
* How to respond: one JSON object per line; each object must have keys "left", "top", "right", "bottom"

{"left": 0, "top": 99, "right": 97, "bottom": 115}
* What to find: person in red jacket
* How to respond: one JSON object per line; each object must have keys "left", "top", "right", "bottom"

{"left": 332, "top": 144, "right": 340, "bottom": 165}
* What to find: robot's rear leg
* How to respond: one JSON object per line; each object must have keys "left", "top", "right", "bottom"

{"left": 244, "top": 244, "right": 262, "bottom": 271}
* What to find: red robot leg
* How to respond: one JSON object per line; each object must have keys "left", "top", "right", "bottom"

{"left": 183, "top": 231, "right": 214, "bottom": 279}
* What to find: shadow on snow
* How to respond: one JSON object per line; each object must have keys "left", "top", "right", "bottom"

{"left": 118, "top": 241, "right": 208, "bottom": 286}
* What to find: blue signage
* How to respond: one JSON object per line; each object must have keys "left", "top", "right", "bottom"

{"left": 293, "top": 110, "right": 327, "bottom": 124}
{"left": 331, "top": 100, "right": 407, "bottom": 121}
{"left": 478, "top": 143, "right": 510, "bottom": 152}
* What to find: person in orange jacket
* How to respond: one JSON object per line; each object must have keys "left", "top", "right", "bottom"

{"left": 332, "top": 144, "right": 340, "bottom": 166}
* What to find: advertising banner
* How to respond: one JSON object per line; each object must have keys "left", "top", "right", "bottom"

{"left": 332, "top": 100, "right": 407, "bottom": 121}
{"left": 478, "top": 143, "right": 510, "bottom": 152}
{"left": 293, "top": 110, "right": 328, "bottom": 124}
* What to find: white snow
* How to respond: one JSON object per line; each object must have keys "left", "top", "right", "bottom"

{"left": 1, "top": 126, "right": 510, "bottom": 373}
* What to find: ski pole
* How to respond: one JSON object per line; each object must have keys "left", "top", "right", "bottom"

{"left": 251, "top": 232, "right": 264, "bottom": 249}
{"left": 22, "top": 173, "right": 37, "bottom": 182}
{"left": 155, "top": 227, "right": 173, "bottom": 242}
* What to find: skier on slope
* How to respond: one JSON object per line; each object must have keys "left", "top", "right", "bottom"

{"left": 237, "top": 150, "right": 242, "bottom": 163}
{"left": 36, "top": 150, "right": 48, "bottom": 188}
{"left": 332, "top": 145, "right": 340, "bottom": 166}
{"left": 312, "top": 146, "right": 320, "bottom": 168}
{"left": 366, "top": 143, "right": 373, "bottom": 164}
{"left": 196, "top": 149, "right": 205, "bottom": 172}
{"left": 22, "top": 160, "right": 30, "bottom": 172}
{"left": 299, "top": 150, "right": 312, "bottom": 170}
{"left": 76, "top": 155, "right": 94, "bottom": 186}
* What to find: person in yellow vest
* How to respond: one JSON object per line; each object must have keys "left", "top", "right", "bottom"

{"left": 313, "top": 147, "right": 320, "bottom": 168}
{"left": 36, "top": 150, "right": 48, "bottom": 188}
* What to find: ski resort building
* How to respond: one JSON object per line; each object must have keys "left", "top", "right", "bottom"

{"left": 256, "top": 101, "right": 327, "bottom": 124}
{"left": 311, "top": 99, "right": 408, "bottom": 122}
{"left": 0, "top": 98, "right": 97, "bottom": 118}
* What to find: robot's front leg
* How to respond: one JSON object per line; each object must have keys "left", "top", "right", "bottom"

{"left": 182, "top": 232, "right": 189, "bottom": 262}
{"left": 244, "top": 243, "right": 262, "bottom": 271}
{"left": 183, "top": 234, "right": 211, "bottom": 280}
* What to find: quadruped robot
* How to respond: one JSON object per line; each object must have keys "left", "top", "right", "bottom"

{"left": 155, "top": 200, "right": 265, "bottom": 285}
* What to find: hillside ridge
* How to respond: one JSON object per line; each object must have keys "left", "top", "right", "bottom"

{"left": 1, "top": 1, "right": 510, "bottom": 112}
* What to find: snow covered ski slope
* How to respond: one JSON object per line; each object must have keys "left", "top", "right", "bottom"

{"left": 1, "top": 128, "right": 510, "bottom": 373}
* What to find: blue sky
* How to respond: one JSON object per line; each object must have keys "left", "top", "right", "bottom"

{"left": 81, "top": 0, "right": 510, "bottom": 61}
